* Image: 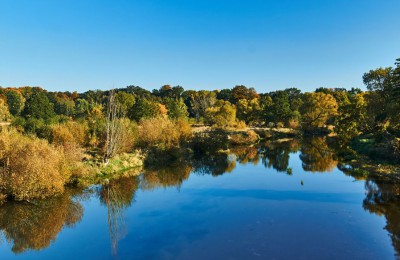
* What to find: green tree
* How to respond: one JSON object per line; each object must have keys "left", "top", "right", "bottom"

{"left": 164, "top": 98, "right": 189, "bottom": 119}
{"left": 115, "top": 91, "right": 135, "bottom": 115}
{"left": 5, "top": 91, "right": 24, "bottom": 116}
{"left": 130, "top": 98, "right": 161, "bottom": 122}
{"left": 22, "top": 91, "right": 55, "bottom": 122}
{"left": 54, "top": 97, "right": 75, "bottom": 116}
{"left": 75, "top": 98, "right": 90, "bottom": 118}
{"left": 335, "top": 93, "right": 368, "bottom": 145}
{"left": 217, "top": 89, "right": 232, "bottom": 101}
{"left": 267, "top": 91, "right": 292, "bottom": 125}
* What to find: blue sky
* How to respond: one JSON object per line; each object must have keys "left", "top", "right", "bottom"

{"left": 1, "top": 0, "right": 399, "bottom": 93}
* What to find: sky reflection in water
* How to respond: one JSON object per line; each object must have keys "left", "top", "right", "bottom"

{"left": 0, "top": 137, "right": 399, "bottom": 259}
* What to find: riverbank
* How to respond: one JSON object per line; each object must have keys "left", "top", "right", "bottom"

{"left": 1, "top": 125, "right": 400, "bottom": 205}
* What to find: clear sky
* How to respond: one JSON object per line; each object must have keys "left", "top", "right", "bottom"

{"left": 1, "top": 0, "right": 399, "bottom": 93}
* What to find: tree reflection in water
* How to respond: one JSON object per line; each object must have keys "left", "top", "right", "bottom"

{"left": 99, "top": 176, "right": 139, "bottom": 256}
{"left": 191, "top": 153, "right": 236, "bottom": 176}
{"left": 300, "top": 137, "right": 338, "bottom": 172}
{"left": 362, "top": 178, "right": 400, "bottom": 257}
{"left": 1, "top": 136, "right": 400, "bottom": 258}
{"left": 259, "top": 139, "right": 300, "bottom": 172}
{"left": 141, "top": 165, "right": 192, "bottom": 191}
{"left": 0, "top": 189, "right": 84, "bottom": 253}
{"left": 230, "top": 146, "right": 260, "bottom": 165}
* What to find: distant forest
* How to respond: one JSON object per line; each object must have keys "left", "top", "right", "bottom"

{"left": 1, "top": 58, "right": 399, "bottom": 139}
{"left": 0, "top": 58, "right": 399, "bottom": 201}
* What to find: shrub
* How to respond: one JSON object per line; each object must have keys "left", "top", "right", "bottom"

{"left": 235, "top": 120, "right": 247, "bottom": 129}
{"left": 50, "top": 122, "right": 88, "bottom": 163}
{"left": 192, "top": 128, "right": 229, "bottom": 154}
{"left": 117, "top": 118, "right": 138, "bottom": 154}
{"left": 0, "top": 129, "right": 71, "bottom": 200}
{"left": 174, "top": 117, "right": 192, "bottom": 142}
{"left": 138, "top": 117, "right": 191, "bottom": 149}
{"left": 0, "top": 98, "right": 10, "bottom": 122}
{"left": 229, "top": 130, "right": 259, "bottom": 145}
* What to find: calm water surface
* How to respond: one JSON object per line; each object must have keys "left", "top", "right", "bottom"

{"left": 1, "top": 137, "right": 399, "bottom": 259}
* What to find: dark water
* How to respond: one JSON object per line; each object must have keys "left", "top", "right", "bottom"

{"left": 1, "top": 137, "right": 399, "bottom": 259}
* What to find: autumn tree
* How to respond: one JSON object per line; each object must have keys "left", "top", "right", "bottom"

{"left": 0, "top": 98, "right": 10, "bottom": 122}
{"left": 300, "top": 92, "right": 338, "bottom": 129}
{"left": 236, "top": 98, "right": 263, "bottom": 125}
{"left": 334, "top": 93, "right": 368, "bottom": 145}
{"left": 204, "top": 100, "right": 236, "bottom": 127}
{"left": 230, "top": 85, "right": 259, "bottom": 104}
{"left": 363, "top": 67, "right": 393, "bottom": 92}
{"left": 191, "top": 90, "right": 216, "bottom": 123}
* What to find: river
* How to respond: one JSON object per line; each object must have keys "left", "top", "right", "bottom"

{"left": 0, "top": 137, "right": 399, "bottom": 259}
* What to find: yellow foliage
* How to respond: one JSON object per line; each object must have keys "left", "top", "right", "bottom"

{"left": 235, "top": 120, "right": 247, "bottom": 129}
{"left": 51, "top": 122, "right": 86, "bottom": 163}
{"left": 229, "top": 130, "right": 259, "bottom": 145}
{"left": 138, "top": 117, "right": 192, "bottom": 149}
{"left": 288, "top": 119, "right": 300, "bottom": 129}
{"left": 0, "top": 190, "right": 83, "bottom": 253}
{"left": 0, "top": 99, "right": 10, "bottom": 122}
{"left": 0, "top": 129, "right": 71, "bottom": 200}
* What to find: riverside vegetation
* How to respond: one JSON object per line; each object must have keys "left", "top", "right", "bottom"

{"left": 0, "top": 58, "right": 399, "bottom": 202}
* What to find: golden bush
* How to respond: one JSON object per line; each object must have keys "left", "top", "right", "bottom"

{"left": 138, "top": 117, "right": 191, "bottom": 149}
{"left": 118, "top": 118, "right": 138, "bottom": 154}
{"left": 51, "top": 122, "right": 86, "bottom": 163}
{"left": 229, "top": 130, "right": 259, "bottom": 145}
{"left": 174, "top": 118, "right": 192, "bottom": 142}
{"left": 0, "top": 129, "right": 71, "bottom": 200}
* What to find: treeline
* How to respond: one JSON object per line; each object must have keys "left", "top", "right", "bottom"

{"left": 0, "top": 58, "right": 399, "bottom": 200}
{"left": 1, "top": 59, "right": 399, "bottom": 137}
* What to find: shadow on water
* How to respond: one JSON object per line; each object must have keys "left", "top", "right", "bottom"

{"left": 1, "top": 136, "right": 400, "bottom": 258}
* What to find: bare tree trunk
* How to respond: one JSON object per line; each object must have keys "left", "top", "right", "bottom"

{"left": 104, "top": 90, "right": 124, "bottom": 164}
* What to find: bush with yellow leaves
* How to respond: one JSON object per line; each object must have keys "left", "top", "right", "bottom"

{"left": 138, "top": 117, "right": 192, "bottom": 149}
{"left": 0, "top": 129, "right": 72, "bottom": 200}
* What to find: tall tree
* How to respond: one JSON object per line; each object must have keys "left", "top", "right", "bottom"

{"left": 5, "top": 91, "right": 24, "bottom": 116}
{"left": 104, "top": 90, "right": 124, "bottom": 163}
{"left": 300, "top": 92, "right": 338, "bottom": 129}
{"left": 204, "top": 100, "right": 236, "bottom": 127}
{"left": 236, "top": 98, "right": 263, "bottom": 125}
{"left": 267, "top": 91, "right": 292, "bottom": 124}
{"left": 191, "top": 91, "right": 216, "bottom": 123}
{"left": 22, "top": 91, "right": 55, "bottom": 121}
